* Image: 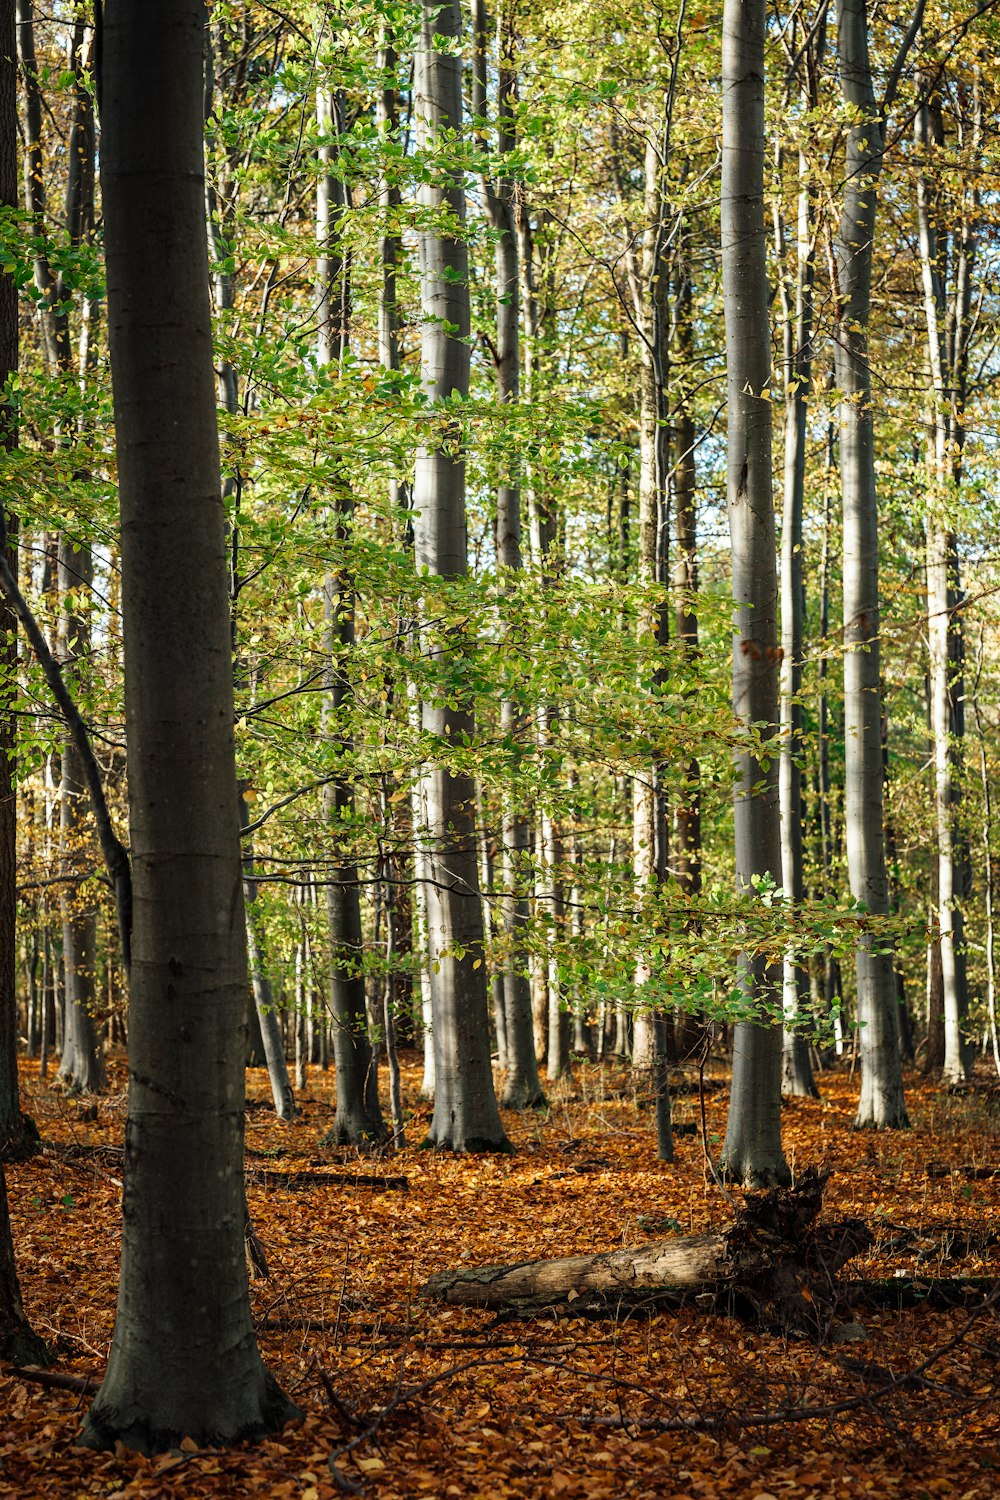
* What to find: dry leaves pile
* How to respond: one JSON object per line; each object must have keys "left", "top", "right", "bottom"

{"left": 2, "top": 1056, "right": 999, "bottom": 1498}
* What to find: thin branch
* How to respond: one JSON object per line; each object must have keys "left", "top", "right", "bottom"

{"left": 0, "top": 536, "right": 132, "bottom": 971}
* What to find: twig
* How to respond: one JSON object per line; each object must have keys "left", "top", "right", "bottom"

{"left": 6, "top": 1364, "right": 99, "bottom": 1394}
{"left": 246, "top": 1168, "right": 408, "bottom": 1191}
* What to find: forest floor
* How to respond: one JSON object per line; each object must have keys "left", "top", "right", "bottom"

{"left": 1, "top": 1052, "right": 999, "bottom": 1499}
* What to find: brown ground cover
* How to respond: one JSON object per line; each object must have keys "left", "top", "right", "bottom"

{"left": 1, "top": 1055, "right": 998, "bottom": 1499}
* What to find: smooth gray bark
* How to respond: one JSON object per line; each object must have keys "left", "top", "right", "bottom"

{"left": 832, "top": 0, "right": 909, "bottom": 1128}
{"left": 57, "top": 541, "right": 105, "bottom": 1096}
{"left": 609, "top": 116, "right": 671, "bottom": 1076}
{"left": 718, "top": 0, "right": 789, "bottom": 1187}
{"left": 472, "top": 0, "right": 543, "bottom": 1110}
{"left": 317, "top": 84, "right": 385, "bottom": 1148}
{"left": 915, "top": 85, "right": 976, "bottom": 1087}
{"left": 0, "top": 0, "right": 44, "bottom": 1366}
{"left": 80, "top": 0, "right": 297, "bottom": 1450}
{"left": 239, "top": 795, "right": 295, "bottom": 1121}
{"left": 671, "top": 261, "right": 704, "bottom": 1064}
{"left": 0, "top": 0, "right": 31, "bottom": 1161}
{"left": 414, "top": 0, "right": 507, "bottom": 1150}
{"left": 776, "top": 124, "right": 818, "bottom": 1099}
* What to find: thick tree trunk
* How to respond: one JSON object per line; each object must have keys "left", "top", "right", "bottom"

{"left": 833, "top": 0, "right": 908, "bottom": 1129}
{"left": 423, "top": 1173, "right": 868, "bottom": 1327}
{"left": 80, "top": 0, "right": 297, "bottom": 1451}
{"left": 414, "top": 0, "right": 507, "bottom": 1151}
{"left": 472, "top": 0, "right": 543, "bottom": 1111}
{"left": 0, "top": 1158, "right": 46, "bottom": 1364}
{"left": 718, "top": 0, "right": 788, "bottom": 1185}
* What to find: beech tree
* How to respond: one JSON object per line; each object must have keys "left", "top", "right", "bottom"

{"left": 718, "top": 0, "right": 789, "bottom": 1187}
{"left": 413, "top": 0, "right": 507, "bottom": 1151}
{"left": 915, "top": 73, "right": 977, "bottom": 1087}
{"left": 80, "top": 0, "right": 296, "bottom": 1449}
{"left": 471, "top": 0, "right": 544, "bottom": 1111}
{"left": 0, "top": 0, "right": 29, "bottom": 1159}
{"left": 0, "top": 0, "right": 44, "bottom": 1367}
{"left": 832, "top": 0, "right": 915, "bottom": 1130}
{"left": 316, "top": 79, "right": 384, "bottom": 1145}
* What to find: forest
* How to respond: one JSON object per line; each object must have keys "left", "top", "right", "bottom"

{"left": 0, "top": 0, "right": 999, "bottom": 1495}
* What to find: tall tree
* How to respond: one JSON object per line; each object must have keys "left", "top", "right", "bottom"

{"left": 81, "top": 0, "right": 297, "bottom": 1449}
{"left": 413, "top": 0, "right": 508, "bottom": 1150}
{"left": 0, "top": 0, "right": 34, "bottom": 1157}
{"left": 18, "top": 3, "right": 106, "bottom": 1094}
{"left": 472, "top": 0, "right": 544, "bottom": 1110}
{"left": 776, "top": 21, "right": 822, "bottom": 1100}
{"left": 670, "top": 231, "right": 704, "bottom": 1064}
{"left": 915, "top": 73, "right": 977, "bottom": 1087}
{"left": 832, "top": 0, "right": 917, "bottom": 1128}
{"left": 316, "top": 80, "right": 384, "bottom": 1145}
{"left": 718, "top": 0, "right": 789, "bottom": 1187}
{"left": 0, "top": 0, "right": 44, "bottom": 1368}
{"left": 205, "top": 15, "right": 296, "bottom": 1120}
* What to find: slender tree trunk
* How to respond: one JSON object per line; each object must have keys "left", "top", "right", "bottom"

{"left": 915, "top": 85, "right": 975, "bottom": 1087}
{"left": 0, "top": 0, "right": 34, "bottom": 1159}
{"left": 972, "top": 634, "right": 1000, "bottom": 1075}
{"left": 0, "top": 0, "right": 43, "bottom": 1366}
{"left": 57, "top": 540, "right": 105, "bottom": 1096}
{"left": 414, "top": 0, "right": 507, "bottom": 1151}
{"left": 22, "top": 11, "right": 106, "bottom": 1095}
{"left": 205, "top": 14, "right": 287, "bottom": 1103}
{"left": 80, "top": 0, "right": 297, "bottom": 1449}
{"left": 317, "top": 84, "right": 384, "bottom": 1146}
{"left": 671, "top": 253, "right": 704, "bottom": 1063}
{"left": 833, "top": 0, "right": 908, "bottom": 1128}
{"left": 718, "top": 0, "right": 789, "bottom": 1187}
{"left": 611, "top": 118, "right": 670, "bottom": 1078}
{"left": 776, "top": 125, "right": 818, "bottom": 1099}
{"left": 239, "top": 793, "right": 295, "bottom": 1121}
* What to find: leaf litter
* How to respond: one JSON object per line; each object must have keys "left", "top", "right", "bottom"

{"left": 2, "top": 1056, "right": 999, "bottom": 1498}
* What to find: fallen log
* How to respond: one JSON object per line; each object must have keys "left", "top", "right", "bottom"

{"left": 423, "top": 1170, "right": 871, "bottom": 1330}
{"left": 245, "top": 1167, "right": 408, "bottom": 1191}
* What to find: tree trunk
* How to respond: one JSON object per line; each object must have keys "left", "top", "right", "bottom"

{"left": 0, "top": 1157, "right": 46, "bottom": 1364}
{"left": 472, "top": 0, "right": 544, "bottom": 1111}
{"left": 414, "top": 0, "right": 507, "bottom": 1151}
{"left": 0, "top": 0, "right": 36, "bottom": 1160}
{"left": 718, "top": 0, "right": 788, "bottom": 1186}
{"left": 57, "top": 540, "right": 105, "bottom": 1096}
{"left": 915, "top": 84, "right": 975, "bottom": 1087}
{"left": 239, "top": 794, "right": 295, "bottom": 1122}
{"left": 833, "top": 0, "right": 908, "bottom": 1128}
{"left": 612, "top": 117, "right": 670, "bottom": 1080}
{"left": 0, "top": 0, "right": 43, "bottom": 1365}
{"left": 80, "top": 0, "right": 297, "bottom": 1451}
{"left": 317, "top": 84, "right": 384, "bottom": 1147}
{"left": 776, "top": 113, "right": 819, "bottom": 1099}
